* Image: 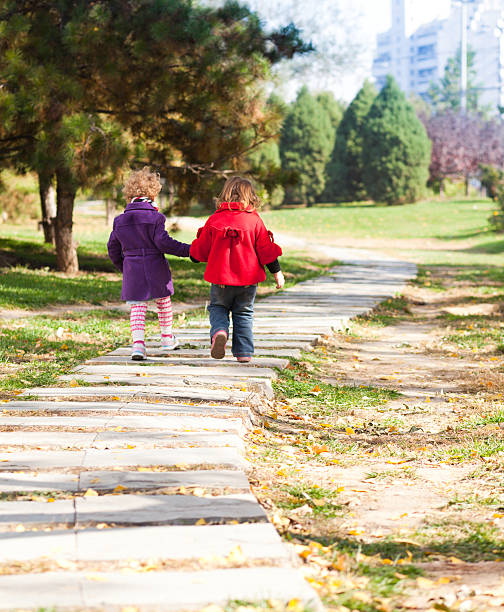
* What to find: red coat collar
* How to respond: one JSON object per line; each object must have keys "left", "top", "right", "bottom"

{"left": 216, "top": 201, "right": 255, "bottom": 213}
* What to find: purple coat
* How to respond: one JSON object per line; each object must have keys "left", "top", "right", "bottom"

{"left": 107, "top": 200, "right": 190, "bottom": 301}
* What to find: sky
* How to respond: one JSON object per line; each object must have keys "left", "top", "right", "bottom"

{"left": 240, "top": 0, "right": 454, "bottom": 101}
{"left": 204, "top": 0, "right": 455, "bottom": 101}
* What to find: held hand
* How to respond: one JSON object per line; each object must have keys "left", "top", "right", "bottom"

{"left": 274, "top": 271, "right": 285, "bottom": 289}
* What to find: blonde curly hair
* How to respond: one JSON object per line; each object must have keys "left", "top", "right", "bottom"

{"left": 123, "top": 167, "right": 162, "bottom": 202}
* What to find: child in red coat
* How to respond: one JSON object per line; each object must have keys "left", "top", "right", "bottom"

{"left": 190, "top": 177, "right": 284, "bottom": 362}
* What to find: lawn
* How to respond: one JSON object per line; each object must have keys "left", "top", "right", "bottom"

{"left": 262, "top": 197, "right": 504, "bottom": 266}
{"left": 0, "top": 202, "right": 333, "bottom": 309}
{"left": 0, "top": 201, "right": 336, "bottom": 390}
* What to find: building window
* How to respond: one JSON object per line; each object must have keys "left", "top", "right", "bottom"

{"left": 417, "top": 44, "right": 435, "bottom": 58}
{"left": 418, "top": 67, "right": 436, "bottom": 78}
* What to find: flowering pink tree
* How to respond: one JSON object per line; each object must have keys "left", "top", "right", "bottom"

{"left": 422, "top": 111, "right": 504, "bottom": 194}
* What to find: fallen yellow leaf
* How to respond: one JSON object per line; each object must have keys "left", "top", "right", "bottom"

{"left": 84, "top": 488, "right": 99, "bottom": 497}
{"left": 227, "top": 545, "right": 246, "bottom": 564}
{"left": 416, "top": 577, "right": 434, "bottom": 588}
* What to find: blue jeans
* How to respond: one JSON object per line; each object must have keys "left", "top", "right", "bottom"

{"left": 208, "top": 284, "right": 257, "bottom": 357}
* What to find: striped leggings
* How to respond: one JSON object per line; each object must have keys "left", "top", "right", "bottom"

{"left": 130, "top": 296, "right": 173, "bottom": 344}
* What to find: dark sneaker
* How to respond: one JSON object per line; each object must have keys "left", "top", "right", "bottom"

{"left": 210, "top": 330, "right": 227, "bottom": 359}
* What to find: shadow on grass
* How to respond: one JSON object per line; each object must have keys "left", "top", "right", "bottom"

{"left": 457, "top": 238, "right": 504, "bottom": 255}
{"left": 0, "top": 237, "right": 115, "bottom": 272}
{"left": 0, "top": 269, "right": 123, "bottom": 309}
{"left": 291, "top": 521, "right": 504, "bottom": 563}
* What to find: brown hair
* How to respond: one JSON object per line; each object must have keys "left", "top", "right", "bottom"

{"left": 123, "top": 167, "right": 162, "bottom": 202}
{"left": 217, "top": 176, "right": 261, "bottom": 210}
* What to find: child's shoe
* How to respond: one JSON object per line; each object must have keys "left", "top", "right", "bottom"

{"left": 211, "top": 330, "right": 227, "bottom": 359}
{"left": 236, "top": 356, "right": 252, "bottom": 363}
{"left": 131, "top": 342, "right": 146, "bottom": 361}
{"left": 161, "top": 334, "right": 179, "bottom": 351}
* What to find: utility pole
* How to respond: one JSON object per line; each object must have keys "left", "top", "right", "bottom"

{"left": 460, "top": 1, "right": 468, "bottom": 113}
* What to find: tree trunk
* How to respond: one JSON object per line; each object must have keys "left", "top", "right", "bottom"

{"left": 55, "top": 168, "right": 78, "bottom": 273}
{"left": 166, "top": 181, "right": 175, "bottom": 211}
{"left": 465, "top": 176, "right": 470, "bottom": 196}
{"left": 439, "top": 179, "right": 444, "bottom": 197}
{"left": 38, "top": 172, "right": 56, "bottom": 244}
{"left": 105, "top": 198, "right": 115, "bottom": 225}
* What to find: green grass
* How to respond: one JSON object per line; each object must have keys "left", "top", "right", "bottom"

{"left": 0, "top": 309, "right": 149, "bottom": 391}
{"left": 470, "top": 409, "right": 504, "bottom": 427}
{"left": 443, "top": 322, "right": 503, "bottom": 350}
{"left": 434, "top": 436, "right": 504, "bottom": 462}
{"left": 416, "top": 519, "right": 504, "bottom": 562}
{"left": 263, "top": 198, "right": 494, "bottom": 241}
{"left": 273, "top": 362, "right": 398, "bottom": 416}
{"left": 262, "top": 198, "right": 504, "bottom": 267}
{"left": 279, "top": 484, "right": 343, "bottom": 518}
{"left": 356, "top": 296, "right": 411, "bottom": 327}
{"left": 0, "top": 215, "right": 335, "bottom": 309}
{"left": 0, "top": 266, "right": 124, "bottom": 309}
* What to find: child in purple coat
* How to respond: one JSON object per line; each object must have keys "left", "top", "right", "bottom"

{"left": 107, "top": 167, "right": 191, "bottom": 360}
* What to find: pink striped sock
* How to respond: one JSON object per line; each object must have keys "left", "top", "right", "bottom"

{"left": 130, "top": 303, "right": 148, "bottom": 344}
{"left": 156, "top": 296, "right": 173, "bottom": 337}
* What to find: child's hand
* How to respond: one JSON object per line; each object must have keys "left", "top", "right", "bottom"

{"left": 274, "top": 271, "right": 285, "bottom": 289}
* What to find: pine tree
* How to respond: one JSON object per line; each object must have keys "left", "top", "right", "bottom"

{"left": 0, "top": 0, "right": 310, "bottom": 272}
{"left": 324, "top": 80, "right": 376, "bottom": 202}
{"left": 362, "top": 75, "right": 431, "bottom": 205}
{"left": 428, "top": 46, "right": 482, "bottom": 114}
{"left": 280, "top": 87, "right": 334, "bottom": 206}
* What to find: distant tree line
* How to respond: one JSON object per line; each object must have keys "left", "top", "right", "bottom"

{"left": 276, "top": 75, "right": 431, "bottom": 206}
{"left": 274, "top": 44, "right": 504, "bottom": 211}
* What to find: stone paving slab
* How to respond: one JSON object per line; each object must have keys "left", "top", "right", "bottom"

{"left": 0, "top": 249, "right": 415, "bottom": 611}
{"left": 0, "top": 568, "right": 321, "bottom": 610}
{"left": 1, "top": 400, "right": 252, "bottom": 418}
{"left": 57, "top": 375, "right": 275, "bottom": 399}
{"left": 79, "top": 469, "right": 250, "bottom": 492}
{"left": 0, "top": 430, "right": 243, "bottom": 450}
{"left": 110, "top": 346, "right": 303, "bottom": 357}
{"left": 148, "top": 338, "right": 313, "bottom": 349}
{"left": 161, "top": 330, "right": 319, "bottom": 340}
{"left": 0, "top": 493, "right": 265, "bottom": 527}
{"left": 74, "top": 363, "right": 277, "bottom": 378}
{"left": 75, "top": 493, "right": 266, "bottom": 526}
{"left": 58, "top": 373, "right": 273, "bottom": 390}
{"left": 86, "top": 355, "right": 288, "bottom": 368}
{"left": 22, "top": 385, "right": 255, "bottom": 404}
{"left": 0, "top": 447, "right": 243, "bottom": 471}
{"left": 0, "top": 431, "right": 97, "bottom": 447}
{"left": 0, "top": 469, "right": 249, "bottom": 494}
{"left": 0, "top": 472, "right": 81, "bottom": 493}
{"left": 0, "top": 414, "right": 245, "bottom": 432}
{"left": 0, "top": 498, "right": 74, "bottom": 526}
{"left": 0, "top": 450, "right": 86, "bottom": 470}
{"left": 0, "top": 523, "right": 287, "bottom": 562}
{"left": 81, "top": 448, "right": 243, "bottom": 469}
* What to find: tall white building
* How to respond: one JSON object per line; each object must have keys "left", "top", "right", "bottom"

{"left": 372, "top": 0, "right": 504, "bottom": 112}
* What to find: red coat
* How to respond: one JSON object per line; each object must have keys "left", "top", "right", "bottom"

{"left": 190, "top": 202, "right": 282, "bottom": 285}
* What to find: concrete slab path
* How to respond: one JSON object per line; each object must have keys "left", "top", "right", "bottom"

{"left": 0, "top": 246, "right": 415, "bottom": 611}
